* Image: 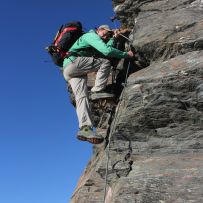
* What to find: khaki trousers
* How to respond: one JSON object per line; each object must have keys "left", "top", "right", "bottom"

{"left": 63, "top": 57, "right": 111, "bottom": 128}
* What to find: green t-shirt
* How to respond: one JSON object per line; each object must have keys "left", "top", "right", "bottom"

{"left": 63, "top": 30, "right": 128, "bottom": 68}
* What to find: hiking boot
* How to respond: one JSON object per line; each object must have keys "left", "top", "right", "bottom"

{"left": 90, "top": 90, "right": 115, "bottom": 101}
{"left": 77, "top": 125, "right": 104, "bottom": 144}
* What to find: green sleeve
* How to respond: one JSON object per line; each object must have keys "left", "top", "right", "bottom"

{"left": 83, "top": 33, "right": 128, "bottom": 59}
{"left": 106, "top": 38, "right": 114, "bottom": 46}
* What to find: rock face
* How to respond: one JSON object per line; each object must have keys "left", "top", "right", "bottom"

{"left": 69, "top": 0, "right": 203, "bottom": 202}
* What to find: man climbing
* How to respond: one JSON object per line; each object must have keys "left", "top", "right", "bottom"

{"left": 63, "top": 24, "right": 134, "bottom": 144}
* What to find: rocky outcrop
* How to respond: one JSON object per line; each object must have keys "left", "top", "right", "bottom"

{"left": 69, "top": 0, "right": 203, "bottom": 202}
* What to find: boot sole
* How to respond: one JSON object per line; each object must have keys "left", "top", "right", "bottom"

{"left": 77, "top": 135, "right": 104, "bottom": 144}
{"left": 90, "top": 93, "right": 115, "bottom": 101}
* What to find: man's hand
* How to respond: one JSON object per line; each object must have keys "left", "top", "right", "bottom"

{"left": 112, "top": 29, "right": 120, "bottom": 38}
{"left": 127, "top": 50, "right": 134, "bottom": 58}
{"left": 113, "top": 28, "right": 130, "bottom": 38}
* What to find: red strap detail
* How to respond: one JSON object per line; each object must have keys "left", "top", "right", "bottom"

{"left": 61, "top": 51, "right": 70, "bottom": 59}
{"left": 54, "top": 27, "right": 77, "bottom": 46}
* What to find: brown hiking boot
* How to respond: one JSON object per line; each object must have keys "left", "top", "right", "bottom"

{"left": 77, "top": 126, "right": 104, "bottom": 144}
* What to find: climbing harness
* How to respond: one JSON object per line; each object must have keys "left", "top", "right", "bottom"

{"left": 102, "top": 59, "right": 132, "bottom": 203}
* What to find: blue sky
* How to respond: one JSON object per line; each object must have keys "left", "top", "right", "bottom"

{"left": 0, "top": 1, "right": 116, "bottom": 202}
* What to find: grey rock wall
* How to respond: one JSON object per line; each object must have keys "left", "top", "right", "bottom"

{"left": 69, "top": 0, "right": 203, "bottom": 202}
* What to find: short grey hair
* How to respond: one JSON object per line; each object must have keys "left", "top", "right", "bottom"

{"left": 98, "top": 24, "right": 112, "bottom": 31}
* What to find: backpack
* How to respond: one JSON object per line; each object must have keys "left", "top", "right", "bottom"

{"left": 46, "top": 21, "right": 83, "bottom": 67}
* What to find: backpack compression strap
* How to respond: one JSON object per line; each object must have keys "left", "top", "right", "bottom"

{"left": 54, "top": 27, "right": 77, "bottom": 46}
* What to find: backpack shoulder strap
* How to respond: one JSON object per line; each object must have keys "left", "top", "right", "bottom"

{"left": 54, "top": 27, "right": 77, "bottom": 46}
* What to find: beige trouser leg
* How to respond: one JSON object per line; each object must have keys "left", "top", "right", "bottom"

{"left": 91, "top": 58, "right": 111, "bottom": 92}
{"left": 63, "top": 57, "right": 111, "bottom": 128}
{"left": 68, "top": 77, "right": 93, "bottom": 128}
